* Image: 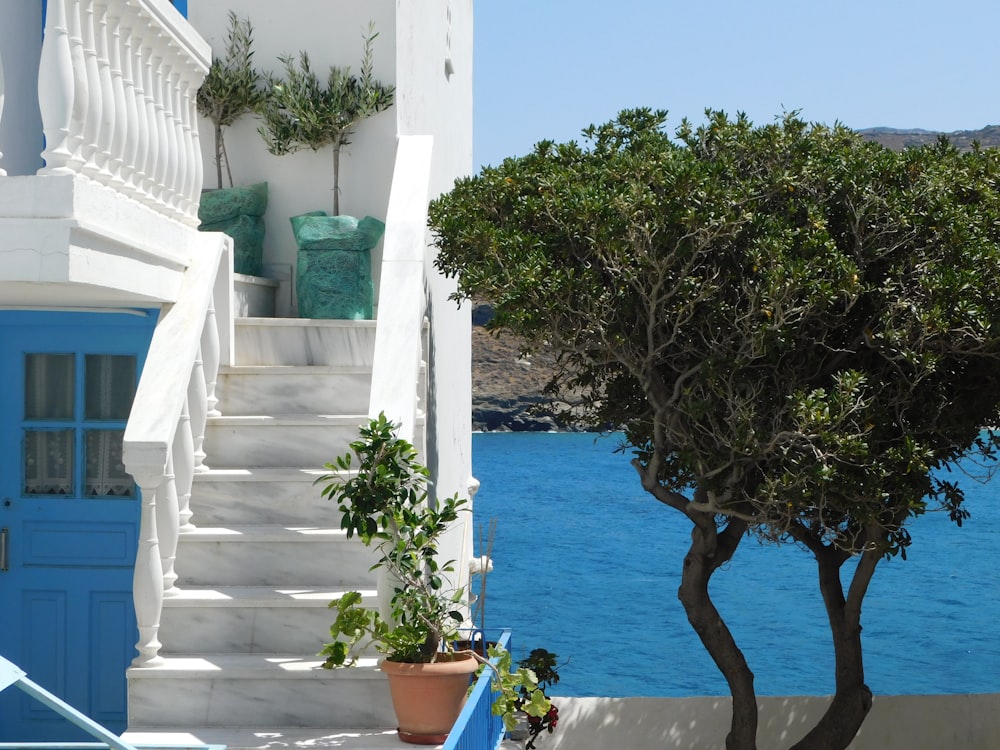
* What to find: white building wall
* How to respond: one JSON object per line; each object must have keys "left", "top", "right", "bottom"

{"left": 186, "top": 0, "right": 398, "bottom": 297}
{"left": 537, "top": 694, "right": 1000, "bottom": 750}
{"left": 0, "top": 0, "right": 44, "bottom": 176}
{"left": 188, "top": 0, "right": 475, "bottom": 589}
{"left": 395, "top": 0, "right": 474, "bottom": 594}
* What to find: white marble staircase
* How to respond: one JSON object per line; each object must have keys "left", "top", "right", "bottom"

{"left": 126, "top": 316, "right": 425, "bottom": 748}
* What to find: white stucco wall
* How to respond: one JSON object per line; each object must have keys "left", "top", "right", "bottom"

{"left": 394, "top": 0, "right": 474, "bottom": 593}
{"left": 188, "top": 0, "right": 475, "bottom": 581}
{"left": 0, "top": 0, "right": 44, "bottom": 176}
{"left": 186, "top": 0, "right": 398, "bottom": 291}
{"left": 535, "top": 694, "right": 1000, "bottom": 750}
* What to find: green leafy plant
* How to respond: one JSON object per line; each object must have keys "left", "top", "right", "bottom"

{"left": 317, "top": 414, "right": 552, "bottom": 732}
{"left": 257, "top": 23, "right": 395, "bottom": 216}
{"left": 196, "top": 12, "right": 265, "bottom": 189}
{"left": 317, "top": 412, "right": 464, "bottom": 664}
{"left": 476, "top": 646, "right": 553, "bottom": 738}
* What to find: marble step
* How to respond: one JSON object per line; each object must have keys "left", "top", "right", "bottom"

{"left": 175, "top": 525, "right": 379, "bottom": 587}
{"left": 126, "top": 654, "right": 395, "bottom": 728}
{"left": 204, "top": 414, "right": 371, "bottom": 467}
{"left": 122, "top": 727, "right": 402, "bottom": 750}
{"left": 217, "top": 365, "right": 374, "bottom": 416}
{"left": 159, "top": 586, "right": 377, "bottom": 655}
{"left": 234, "top": 318, "right": 377, "bottom": 367}
{"left": 190, "top": 467, "right": 344, "bottom": 526}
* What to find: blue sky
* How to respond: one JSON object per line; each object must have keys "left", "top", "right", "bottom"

{"left": 474, "top": 0, "right": 1000, "bottom": 170}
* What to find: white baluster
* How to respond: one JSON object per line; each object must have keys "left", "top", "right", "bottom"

{"left": 189, "top": 346, "right": 209, "bottom": 472}
{"left": 131, "top": 468, "right": 165, "bottom": 667}
{"left": 177, "top": 77, "right": 196, "bottom": 218}
{"left": 174, "top": 397, "right": 196, "bottom": 531}
{"left": 79, "top": 0, "right": 103, "bottom": 178}
{"left": 187, "top": 75, "right": 205, "bottom": 221}
{"left": 157, "top": 450, "right": 180, "bottom": 597}
{"left": 202, "top": 301, "right": 221, "bottom": 417}
{"left": 136, "top": 35, "right": 157, "bottom": 203}
{"left": 148, "top": 44, "right": 169, "bottom": 208}
{"left": 93, "top": 2, "right": 116, "bottom": 180}
{"left": 37, "top": 0, "right": 76, "bottom": 174}
{"left": 105, "top": 10, "right": 127, "bottom": 187}
{"left": 120, "top": 15, "right": 142, "bottom": 196}
{"left": 162, "top": 65, "right": 182, "bottom": 215}
{"left": 0, "top": 49, "right": 6, "bottom": 176}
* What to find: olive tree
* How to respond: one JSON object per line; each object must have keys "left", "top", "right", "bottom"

{"left": 428, "top": 109, "right": 1000, "bottom": 750}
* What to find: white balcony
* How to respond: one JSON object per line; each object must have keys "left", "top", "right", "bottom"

{"left": 0, "top": 0, "right": 211, "bottom": 308}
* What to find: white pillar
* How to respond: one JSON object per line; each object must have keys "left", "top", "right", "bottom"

{"left": 131, "top": 468, "right": 165, "bottom": 667}
{"left": 174, "top": 397, "right": 196, "bottom": 531}
{"left": 157, "top": 450, "right": 180, "bottom": 597}
{"left": 37, "top": 0, "right": 76, "bottom": 174}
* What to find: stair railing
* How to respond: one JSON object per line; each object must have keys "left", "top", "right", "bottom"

{"left": 123, "top": 232, "right": 234, "bottom": 667}
{"left": 443, "top": 629, "right": 512, "bottom": 750}
{"left": 368, "top": 134, "right": 434, "bottom": 443}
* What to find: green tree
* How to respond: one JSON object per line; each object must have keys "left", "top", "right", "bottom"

{"left": 256, "top": 24, "right": 394, "bottom": 216}
{"left": 428, "top": 109, "right": 1000, "bottom": 750}
{"left": 196, "top": 12, "right": 265, "bottom": 189}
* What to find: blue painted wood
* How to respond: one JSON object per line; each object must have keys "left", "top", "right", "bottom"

{"left": 0, "top": 311, "right": 155, "bottom": 742}
{"left": 0, "top": 655, "right": 226, "bottom": 750}
{"left": 444, "top": 630, "right": 512, "bottom": 750}
{"left": 170, "top": 0, "right": 188, "bottom": 18}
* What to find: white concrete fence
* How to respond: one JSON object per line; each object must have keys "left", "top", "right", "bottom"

{"left": 536, "top": 694, "right": 1000, "bottom": 750}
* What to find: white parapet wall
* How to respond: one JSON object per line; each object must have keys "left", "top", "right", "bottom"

{"left": 535, "top": 694, "right": 1000, "bottom": 750}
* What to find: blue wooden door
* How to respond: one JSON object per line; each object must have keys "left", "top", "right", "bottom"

{"left": 0, "top": 311, "right": 155, "bottom": 741}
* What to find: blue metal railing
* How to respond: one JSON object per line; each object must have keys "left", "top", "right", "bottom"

{"left": 444, "top": 629, "right": 512, "bottom": 750}
{"left": 0, "top": 655, "right": 222, "bottom": 750}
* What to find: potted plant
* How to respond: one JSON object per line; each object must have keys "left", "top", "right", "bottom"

{"left": 195, "top": 11, "right": 268, "bottom": 276}
{"left": 317, "top": 414, "right": 550, "bottom": 744}
{"left": 257, "top": 24, "right": 395, "bottom": 319}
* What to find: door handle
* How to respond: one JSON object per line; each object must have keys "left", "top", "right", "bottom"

{"left": 1, "top": 527, "right": 7, "bottom": 572}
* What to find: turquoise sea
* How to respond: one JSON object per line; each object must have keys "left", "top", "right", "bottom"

{"left": 471, "top": 431, "right": 1000, "bottom": 697}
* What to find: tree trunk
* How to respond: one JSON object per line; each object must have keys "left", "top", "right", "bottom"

{"left": 789, "top": 544, "right": 876, "bottom": 750}
{"left": 214, "top": 123, "right": 224, "bottom": 190}
{"left": 678, "top": 514, "right": 758, "bottom": 750}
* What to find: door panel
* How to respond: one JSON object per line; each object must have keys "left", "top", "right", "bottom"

{"left": 0, "top": 311, "right": 155, "bottom": 741}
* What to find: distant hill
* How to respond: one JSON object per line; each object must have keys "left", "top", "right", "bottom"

{"left": 858, "top": 125, "right": 1000, "bottom": 151}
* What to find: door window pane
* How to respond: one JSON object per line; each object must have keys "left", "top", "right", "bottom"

{"left": 85, "top": 355, "right": 137, "bottom": 420}
{"left": 24, "top": 430, "right": 74, "bottom": 495}
{"left": 85, "top": 430, "right": 134, "bottom": 497}
{"left": 25, "top": 354, "right": 74, "bottom": 419}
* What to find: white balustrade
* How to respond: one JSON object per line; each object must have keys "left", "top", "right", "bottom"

{"left": 124, "top": 235, "right": 231, "bottom": 667}
{"left": 33, "top": 0, "right": 209, "bottom": 225}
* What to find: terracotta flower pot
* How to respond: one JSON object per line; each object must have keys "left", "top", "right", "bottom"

{"left": 379, "top": 653, "right": 479, "bottom": 745}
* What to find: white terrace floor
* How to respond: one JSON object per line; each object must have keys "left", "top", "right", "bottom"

{"left": 123, "top": 727, "right": 416, "bottom": 750}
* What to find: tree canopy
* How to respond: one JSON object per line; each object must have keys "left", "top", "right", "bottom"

{"left": 429, "top": 109, "right": 1000, "bottom": 749}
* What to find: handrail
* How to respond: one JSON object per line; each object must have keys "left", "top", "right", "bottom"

{"left": 122, "top": 230, "right": 233, "bottom": 666}
{"left": 444, "top": 629, "right": 513, "bottom": 750}
{"left": 368, "top": 134, "right": 434, "bottom": 444}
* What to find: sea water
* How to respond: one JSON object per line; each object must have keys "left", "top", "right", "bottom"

{"left": 471, "top": 431, "right": 1000, "bottom": 697}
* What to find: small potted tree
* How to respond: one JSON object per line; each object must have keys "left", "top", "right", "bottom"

{"left": 195, "top": 11, "right": 268, "bottom": 276}
{"left": 257, "top": 24, "right": 395, "bottom": 319}
{"left": 318, "top": 414, "right": 550, "bottom": 745}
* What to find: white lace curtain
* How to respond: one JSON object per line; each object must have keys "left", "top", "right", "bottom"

{"left": 23, "top": 354, "right": 136, "bottom": 497}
